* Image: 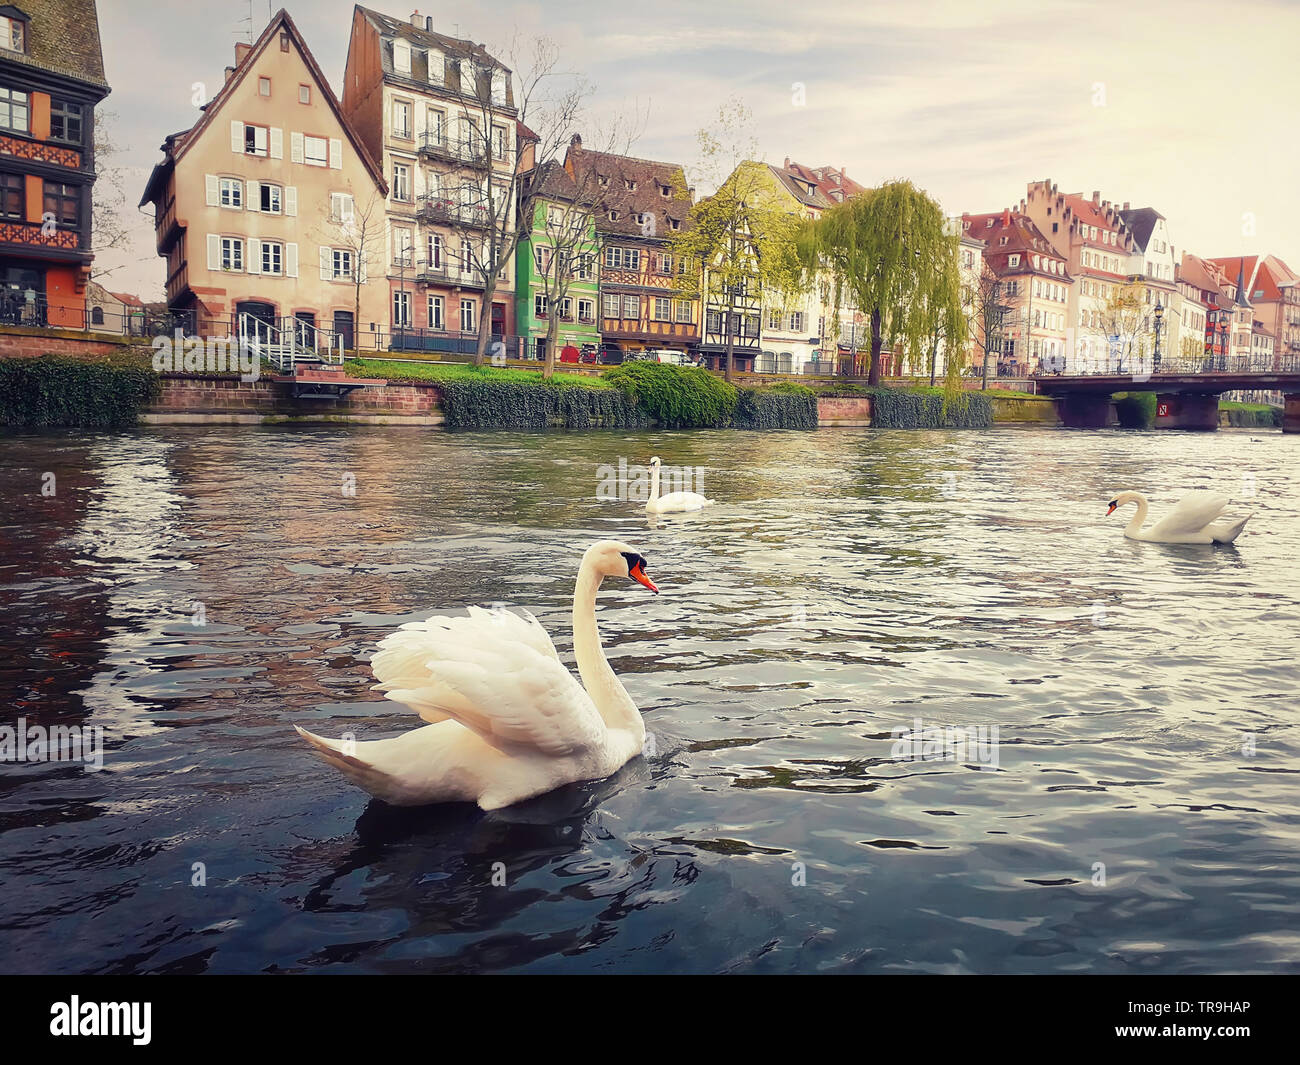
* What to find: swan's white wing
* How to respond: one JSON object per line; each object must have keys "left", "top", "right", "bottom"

{"left": 370, "top": 609, "right": 605, "bottom": 756}
{"left": 1149, "top": 491, "right": 1230, "bottom": 536}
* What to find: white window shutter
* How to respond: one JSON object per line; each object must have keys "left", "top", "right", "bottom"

{"left": 230, "top": 120, "right": 243, "bottom": 153}
{"left": 247, "top": 238, "right": 262, "bottom": 274}
{"left": 205, "top": 174, "right": 219, "bottom": 207}
{"left": 247, "top": 180, "right": 259, "bottom": 211}
{"left": 207, "top": 233, "right": 220, "bottom": 270}
{"left": 285, "top": 243, "right": 298, "bottom": 278}
{"left": 290, "top": 131, "right": 304, "bottom": 164}
{"left": 320, "top": 246, "right": 331, "bottom": 281}
{"left": 329, "top": 138, "right": 342, "bottom": 169}
{"left": 342, "top": 194, "right": 354, "bottom": 224}
{"left": 269, "top": 127, "right": 283, "bottom": 160}
{"left": 285, "top": 186, "right": 297, "bottom": 216}
{"left": 358, "top": 251, "right": 367, "bottom": 283}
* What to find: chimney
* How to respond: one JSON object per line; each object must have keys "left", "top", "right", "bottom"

{"left": 570, "top": 133, "right": 582, "bottom": 149}
{"left": 1123, "top": 201, "right": 1130, "bottom": 210}
{"left": 783, "top": 156, "right": 790, "bottom": 169}
{"left": 841, "top": 166, "right": 847, "bottom": 178}
{"left": 234, "top": 42, "right": 252, "bottom": 66}
{"left": 426, "top": 16, "right": 432, "bottom": 31}
{"left": 411, "top": 9, "right": 421, "bottom": 26}
{"left": 1092, "top": 190, "right": 1100, "bottom": 204}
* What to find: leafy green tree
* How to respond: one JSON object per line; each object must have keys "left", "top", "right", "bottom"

{"left": 797, "top": 180, "right": 964, "bottom": 386}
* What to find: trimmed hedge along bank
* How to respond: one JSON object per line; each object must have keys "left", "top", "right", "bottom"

{"left": 440, "top": 361, "right": 819, "bottom": 430}
{"left": 0, "top": 354, "right": 159, "bottom": 429}
{"left": 824, "top": 385, "right": 992, "bottom": 429}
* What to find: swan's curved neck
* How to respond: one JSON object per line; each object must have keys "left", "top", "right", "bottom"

{"left": 1126, "top": 493, "right": 1149, "bottom": 537}
{"left": 573, "top": 565, "right": 644, "bottom": 743}
{"left": 648, "top": 464, "right": 660, "bottom": 504}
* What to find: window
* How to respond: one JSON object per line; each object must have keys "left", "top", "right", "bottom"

{"left": 607, "top": 210, "right": 620, "bottom": 222}
{"left": 42, "top": 182, "right": 79, "bottom": 227}
{"left": 653, "top": 297, "right": 671, "bottom": 321}
{"left": 49, "top": 100, "right": 82, "bottom": 144}
{"left": 576, "top": 254, "right": 595, "bottom": 281}
{"left": 261, "top": 241, "right": 282, "bottom": 275}
{"left": 428, "top": 295, "right": 444, "bottom": 329}
{"left": 668, "top": 218, "right": 680, "bottom": 231}
{"left": 789, "top": 311, "right": 804, "bottom": 332}
{"left": 392, "top": 164, "right": 411, "bottom": 201}
{"left": 259, "top": 183, "right": 281, "bottom": 214}
{"left": 2, "top": 16, "right": 24, "bottom": 52}
{"left": 298, "top": 84, "right": 311, "bottom": 105}
{"left": 304, "top": 135, "right": 328, "bottom": 167}
{"left": 604, "top": 247, "right": 639, "bottom": 270}
{"left": 393, "top": 39, "right": 411, "bottom": 75}
{"left": 1008, "top": 254, "right": 1020, "bottom": 267}
{"left": 427, "top": 234, "right": 443, "bottom": 269}
{"left": 659, "top": 183, "right": 671, "bottom": 198}
{"left": 221, "top": 236, "right": 243, "bottom": 271}
{"left": 392, "top": 100, "right": 411, "bottom": 138}
{"left": 603, "top": 294, "right": 619, "bottom": 318}
{"left": 0, "top": 86, "right": 29, "bottom": 132}
{"left": 244, "top": 124, "right": 269, "bottom": 156}
{"left": 393, "top": 228, "right": 413, "bottom": 265}
{"left": 219, "top": 178, "right": 243, "bottom": 208}
{"left": 578, "top": 298, "right": 594, "bottom": 321}
{"left": 427, "top": 50, "right": 444, "bottom": 85}
{"left": 656, "top": 253, "right": 673, "bottom": 274}
{"left": 706, "top": 310, "right": 722, "bottom": 334}
{"left": 460, "top": 239, "right": 473, "bottom": 274}
{"left": 492, "top": 124, "right": 507, "bottom": 160}
{"left": 426, "top": 108, "right": 444, "bottom": 145}
{"left": 258, "top": 77, "right": 272, "bottom": 97}
{"left": 624, "top": 178, "right": 637, "bottom": 191}
{"left": 560, "top": 297, "right": 573, "bottom": 319}
{"left": 768, "top": 309, "right": 781, "bottom": 330}
{"left": 280, "top": 31, "right": 290, "bottom": 52}
{"left": 675, "top": 301, "right": 692, "bottom": 323}
{"left": 534, "top": 293, "right": 549, "bottom": 318}
{"left": 0, "top": 172, "right": 22, "bottom": 218}
{"left": 533, "top": 245, "right": 552, "bottom": 274}
{"left": 393, "top": 291, "right": 412, "bottom": 326}
{"left": 331, "top": 249, "right": 353, "bottom": 279}
{"left": 460, "top": 298, "right": 475, "bottom": 332}
{"left": 623, "top": 295, "right": 639, "bottom": 319}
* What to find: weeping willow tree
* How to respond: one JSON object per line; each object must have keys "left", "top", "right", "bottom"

{"left": 797, "top": 180, "right": 964, "bottom": 387}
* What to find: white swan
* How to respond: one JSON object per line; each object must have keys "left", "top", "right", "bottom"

{"left": 646, "top": 456, "right": 714, "bottom": 513}
{"left": 1107, "top": 490, "right": 1250, "bottom": 544}
{"left": 296, "top": 541, "right": 658, "bottom": 810}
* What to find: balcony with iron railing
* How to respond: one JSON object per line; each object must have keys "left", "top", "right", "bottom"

{"left": 417, "top": 132, "right": 491, "bottom": 168}
{"left": 415, "top": 195, "right": 491, "bottom": 230}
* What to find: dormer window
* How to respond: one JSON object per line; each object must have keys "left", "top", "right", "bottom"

{"left": 393, "top": 38, "right": 411, "bottom": 75}
{"left": 608, "top": 210, "right": 620, "bottom": 221}
{"left": 668, "top": 218, "right": 680, "bottom": 231}
{"left": 624, "top": 179, "right": 636, "bottom": 191}
{"left": 1, "top": 11, "right": 26, "bottom": 53}
{"left": 659, "top": 183, "right": 670, "bottom": 197}
{"left": 427, "top": 48, "right": 443, "bottom": 84}
{"left": 598, "top": 175, "right": 609, "bottom": 188}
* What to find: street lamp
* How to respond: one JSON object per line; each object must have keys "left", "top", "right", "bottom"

{"left": 1152, "top": 300, "right": 1163, "bottom": 373}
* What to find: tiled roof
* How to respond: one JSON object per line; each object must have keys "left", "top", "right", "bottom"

{"left": 961, "top": 210, "right": 1069, "bottom": 279}
{"left": 1179, "top": 254, "right": 1234, "bottom": 309}
{"left": 522, "top": 159, "right": 586, "bottom": 204}
{"left": 0, "top": 0, "right": 108, "bottom": 90}
{"left": 565, "top": 139, "right": 693, "bottom": 240}
{"left": 784, "top": 160, "right": 867, "bottom": 204}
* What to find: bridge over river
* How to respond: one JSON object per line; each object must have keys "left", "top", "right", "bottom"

{"left": 1033, "top": 366, "right": 1299, "bottom": 431}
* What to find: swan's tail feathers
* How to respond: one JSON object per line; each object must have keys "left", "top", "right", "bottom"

{"left": 295, "top": 725, "right": 401, "bottom": 799}
{"left": 1211, "top": 514, "right": 1250, "bottom": 544}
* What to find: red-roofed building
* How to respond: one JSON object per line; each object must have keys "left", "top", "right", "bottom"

{"left": 781, "top": 160, "right": 866, "bottom": 205}
{"left": 1207, "top": 254, "right": 1300, "bottom": 363}
{"left": 1179, "top": 252, "right": 1235, "bottom": 361}
{"left": 961, "top": 208, "right": 1071, "bottom": 374}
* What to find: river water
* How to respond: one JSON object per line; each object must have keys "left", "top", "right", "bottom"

{"left": 1, "top": 424, "right": 1298, "bottom": 974}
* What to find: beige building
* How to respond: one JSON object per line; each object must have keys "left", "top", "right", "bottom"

{"left": 140, "top": 10, "right": 388, "bottom": 352}
{"left": 342, "top": 6, "right": 520, "bottom": 350}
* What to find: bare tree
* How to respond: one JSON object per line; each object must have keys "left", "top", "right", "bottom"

{"left": 90, "top": 109, "right": 151, "bottom": 285}
{"left": 312, "top": 187, "right": 385, "bottom": 357}
{"left": 436, "top": 36, "right": 594, "bottom": 366}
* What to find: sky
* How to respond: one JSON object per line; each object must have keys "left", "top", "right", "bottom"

{"left": 95, "top": 0, "right": 1300, "bottom": 299}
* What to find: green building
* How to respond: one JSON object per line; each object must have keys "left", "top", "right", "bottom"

{"left": 515, "top": 161, "right": 601, "bottom": 361}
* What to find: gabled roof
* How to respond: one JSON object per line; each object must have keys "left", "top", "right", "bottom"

{"left": 0, "top": 0, "right": 108, "bottom": 91}
{"left": 139, "top": 8, "right": 385, "bottom": 207}
{"left": 1117, "top": 207, "right": 1163, "bottom": 252}
{"left": 564, "top": 138, "right": 693, "bottom": 240}
{"left": 1179, "top": 253, "right": 1234, "bottom": 308}
{"left": 766, "top": 164, "right": 834, "bottom": 211}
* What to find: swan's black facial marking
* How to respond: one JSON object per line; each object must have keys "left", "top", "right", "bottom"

{"left": 620, "top": 551, "right": 657, "bottom": 593}
{"left": 620, "top": 551, "right": 647, "bottom": 574}
{"left": 1107, "top": 499, "right": 1118, "bottom": 515}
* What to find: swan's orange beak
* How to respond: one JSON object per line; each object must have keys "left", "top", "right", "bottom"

{"left": 1106, "top": 500, "right": 1118, "bottom": 516}
{"left": 629, "top": 559, "right": 658, "bottom": 594}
